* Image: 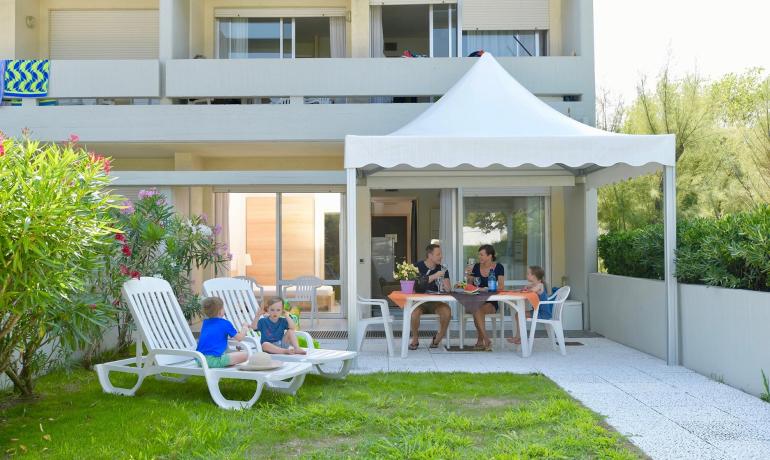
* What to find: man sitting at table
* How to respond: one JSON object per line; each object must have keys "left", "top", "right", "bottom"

{"left": 409, "top": 243, "right": 452, "bottom": 350}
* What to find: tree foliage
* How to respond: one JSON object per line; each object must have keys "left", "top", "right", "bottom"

{"left": 0, "top": 134, "right": 117, "bottom": 395}
{"left": 598, "top": 66, "right": 769, "bottom": 232}
{"left": 598, "top": 205, "right": 770, "bottom": 292}
{"left": 93, "top": 190, "right": 231, "bottom": 351}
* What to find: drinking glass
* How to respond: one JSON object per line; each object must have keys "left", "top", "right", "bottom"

{"left": 436, "top": 265, "right": 446, "bottom": 292}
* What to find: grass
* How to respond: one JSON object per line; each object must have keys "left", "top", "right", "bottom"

{"left": 1, "top": 368, "right": 644, "bottom": 459}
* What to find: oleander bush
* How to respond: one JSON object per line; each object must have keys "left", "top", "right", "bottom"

{"left": 0, "top": 133, "right": 117, "bottom": 395}
{"left": 94, "top": 189, "right": 231, "bottom": 351}
{"left": 598, "top": 205, "right": 770, "bottom": 291}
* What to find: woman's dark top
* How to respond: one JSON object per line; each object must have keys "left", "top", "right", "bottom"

{"left": 470, "top": 263, "right": 505, "bottom": 311}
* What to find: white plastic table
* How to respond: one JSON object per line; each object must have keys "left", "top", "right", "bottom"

{"left": 490, "top": 294, "right": 531, "bottom": 357}
{"left": 398, "top": 293, "right": 531, "bottom": 358}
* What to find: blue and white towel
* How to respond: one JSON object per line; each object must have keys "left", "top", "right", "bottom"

{"left": 3, "top": 59, "right": 50, "bottom": 98}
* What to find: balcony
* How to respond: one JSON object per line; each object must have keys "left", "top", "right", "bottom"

{"left": 0, "top": 57, "right": 594, "bottom": 143}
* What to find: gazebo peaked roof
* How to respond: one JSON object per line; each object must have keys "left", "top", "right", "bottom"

{"left": 344, "top": 53, "right": 675, "bottom": 170}
{"left": 343, "top": 54, "right": 679, "bottom": 367}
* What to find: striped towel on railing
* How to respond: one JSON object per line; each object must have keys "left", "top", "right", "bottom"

{"left": 3, "top": 60, "right": 50, "bottom": 98}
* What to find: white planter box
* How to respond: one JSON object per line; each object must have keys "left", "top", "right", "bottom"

{"left": 679, "top": 283, "right": 770, "bottom": 397}
{"left": 562, "top": 300, "right": 583, "bottom": 330}
{"left": 588, "top": 274, "right": 667, "bottom": 360}
{"left": 588, "top": 273, "right": 770, "bottom": 397}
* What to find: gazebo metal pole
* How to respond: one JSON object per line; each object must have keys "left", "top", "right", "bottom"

{"left": 663, "top": 165, "right": 679, "bottom": 365}
{"left": 346, "top": 167, "right": 359, "bottom": 352}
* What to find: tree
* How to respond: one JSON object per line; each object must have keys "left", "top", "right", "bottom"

{"left": 598, "top": 65, "right": 769, "bottom": 233}
{"left": 627, "top": 64, "right": 715, "bottom": 162}
{"left": 94, "top": 190, "right": 231, "bottom": 351}
{"left": 741, "top": 77, "right": 770, "bottom": 203}
{"left": 596, "top": 87, "right": 625, "bottom": 133}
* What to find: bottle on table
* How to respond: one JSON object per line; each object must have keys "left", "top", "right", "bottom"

{"left": 487, "top": 268, "right": 498, "bottom": 293}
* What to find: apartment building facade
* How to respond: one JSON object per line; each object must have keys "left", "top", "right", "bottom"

{"left": 0, "top": 0, "right": 597, "bottom": 325}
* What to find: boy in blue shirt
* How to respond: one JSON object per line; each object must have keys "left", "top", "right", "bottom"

{"left": 257, "top": 297, "right": 306, "bottom": 355}
{"left": 196, "top": 297, "right": 251, "bottom": 368}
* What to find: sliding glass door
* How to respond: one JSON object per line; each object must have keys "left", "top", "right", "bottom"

{"left": 230, "top": 192, "right": 344, "bottom": 318}
{"left": 431, "top": 4, "right": 457, "bottom": 57}
{"left": 217, "top": 16, "right": 343, "bottom": 59}
{"left": 461, "top": 193, "right": 548, "bottom": 287}
{"left": 375, "top": 3, "right": 458, "bottom": 58}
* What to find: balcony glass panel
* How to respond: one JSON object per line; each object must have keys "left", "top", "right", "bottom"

{"left": 463, "top": 31, "right": 547, "bottom": 57}
{"left": 295, "top": 17, "right": 331, "bottom": 58}
{"left": 218, "top": 18, "right": 281, "bottom": 59}
{"left": 381, "top": 4, "right": 429, "bottom": 57}
{"left": 282, "top": 19, "right": 293, "bottom": 59}
{"left": 433, "top": 5, "right": 449, "bottom": 57}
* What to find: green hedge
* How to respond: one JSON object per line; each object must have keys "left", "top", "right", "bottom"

{"left": 598, "top": 205, "right": 770, "bottom": 292}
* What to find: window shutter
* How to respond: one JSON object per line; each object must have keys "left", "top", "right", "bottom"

{"left": 49, "top": 9, "right": 159, "bottom": 60}
{"left": 462, "top": 0, "right": 549, "bottom": 31}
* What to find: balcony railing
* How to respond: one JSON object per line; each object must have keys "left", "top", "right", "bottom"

{"left": 164, "top": 57, "right": 591, "bottom": 99}
{"left": 48, "top": 60, "right": 160, "bottom": 99}
{"left": 0, "top": 57, "right": 594, "bottom": 142}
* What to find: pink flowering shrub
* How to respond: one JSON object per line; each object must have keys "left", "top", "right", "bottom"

{"left": 95, "top": 189, "right": 230, "bottom": 349}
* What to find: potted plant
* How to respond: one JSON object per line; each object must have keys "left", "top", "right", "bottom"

{"left": 393, "top": 260, "right": 420, "bottom": 293}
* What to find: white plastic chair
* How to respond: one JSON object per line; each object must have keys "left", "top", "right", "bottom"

{"left": 94, "top": 277, "right": 312, "bottom": 410}
{"left": 281, "top": 276, "right": 324, "bottom": 329}
{"left": 234, "top": 275, "right": 265, "bottom": 305}
{"left": 203, "top": 277, "right": 357, "bottom": 379}
{"left": 527, "top": 286, "right": 571, "bottom": 355}
{"left": 357, "top": 296, "right": 395, "bottom": 356}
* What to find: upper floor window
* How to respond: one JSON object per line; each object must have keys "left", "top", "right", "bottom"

{"left": 462, "top": 30, "right": 547, "bottom": 57}
{"left": 371, "top": 3, "right": 458, "bottom": 58}
{"left": 217, "top": 15, "right": 346, "bottom": 59}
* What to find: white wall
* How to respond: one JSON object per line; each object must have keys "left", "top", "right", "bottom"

{"left": 14, "top": 0, "right": 39, "bottom": 58}
{"left": 189, "top": 0, "right": 204, "bottom": 57}
{"left": 160, "top": 0, "right": 191, "bottom": 60}
{"left": 46, "top": 60, "right": 160, "bottom": 98}
{"left": 563, "top": 183, "right": 598, "bottom": 331}
{"left": 0, "top": 0, "right": 15, "bottom": 58}
{"left": 589, "top": 273, "right": 667, "bottom": 359}
{"left": 589, "top": 273, "right": 770, "bottom": 397}
{"left": 680, "top": 283, "right": 770, "bottom": 396}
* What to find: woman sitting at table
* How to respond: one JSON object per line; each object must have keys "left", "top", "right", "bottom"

{"left": 465, "top": 244, "right": 505, "bottom": 351}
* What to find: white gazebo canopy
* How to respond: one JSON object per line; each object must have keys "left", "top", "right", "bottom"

{"left": 345, "top": 53, "right": 674, "bottom": 171}
{"left": 343, "top": 53, "right": 679, "bottom": 365}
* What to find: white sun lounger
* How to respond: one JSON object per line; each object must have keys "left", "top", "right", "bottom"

{"left": 203, "top": 277, "right": 357, "bottom": 379}
{"left": 94, "top": 277, "right": 312, "bottom": 410}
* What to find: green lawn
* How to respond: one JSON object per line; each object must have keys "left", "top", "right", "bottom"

{"left": 1, "top": 368, "right": 643, "bottom": 459}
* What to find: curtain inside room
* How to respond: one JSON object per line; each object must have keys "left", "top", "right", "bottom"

{"left": 369, "top": 6, "right": 384, "bottom": 58}
{"left": 329, "top": 16, "right": 346, "bottom": 58}
{"left": 229, "top": 18, "right": 249, "bottom": 58}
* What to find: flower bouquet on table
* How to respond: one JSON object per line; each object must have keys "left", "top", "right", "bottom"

{"left": 393, "top": 260, "right": 420, "bottom": 294}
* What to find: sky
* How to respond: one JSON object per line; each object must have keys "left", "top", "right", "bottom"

{"left": 593, "top": 0, "right": 770, "bottom": 103}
